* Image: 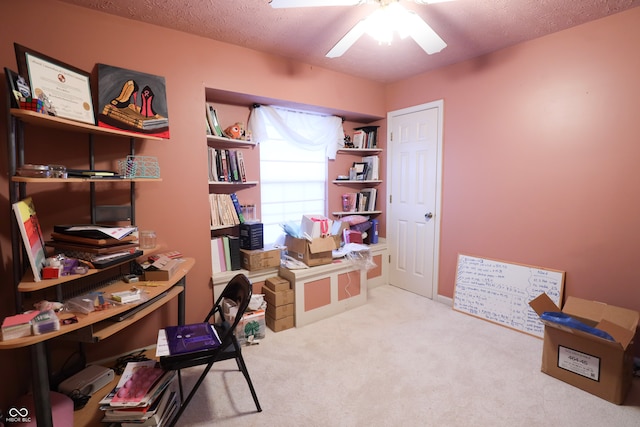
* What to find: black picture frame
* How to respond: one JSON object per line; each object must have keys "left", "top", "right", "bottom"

{"left": 4, "top": 67, "right": 29, "bottom": 109}
{"left": 352, "top": 162, "right": 368, "bottom": 180}
{"left": 14, "top": 43, "right": 96, "bottom": 125}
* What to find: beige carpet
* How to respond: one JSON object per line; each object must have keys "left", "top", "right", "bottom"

{"left": 177, "top": 285, "right": 640, "bottom": 426}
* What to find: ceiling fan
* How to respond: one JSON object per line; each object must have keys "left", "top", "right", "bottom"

{"left": 269, "top": 0, "right": 449, "bottom": 58}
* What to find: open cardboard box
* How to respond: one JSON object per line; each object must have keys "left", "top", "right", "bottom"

{"left": 529, "top": 293, "right": 639, "bottom": 404}
{"left": 284, "top": 235, "right": 336, "bottom": 267}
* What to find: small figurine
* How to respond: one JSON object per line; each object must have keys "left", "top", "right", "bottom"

{"left": 223, "top": 122, "right": 245, "bottom": 139}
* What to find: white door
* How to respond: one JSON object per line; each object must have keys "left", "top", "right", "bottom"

{"left": 387, "top": 100, "right": 443, "bottom": 298}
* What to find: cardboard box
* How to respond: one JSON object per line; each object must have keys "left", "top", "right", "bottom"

{"left": 240, "top": 247, "right": 281, "bottom": 271}
{"left": 235, "top": 309, "right": 266, "bottom": 345}
{"left": 266, "top": 314, "right": 294, "bottom": 332}
{"left": 284, "top": 235, "right": 336, "bottom": 267}
{"left": 267, "top": 303, "right": 294, "bottom": 320}
{"left": 262, "top": 286, "right": 294, "bottom": 307}
{"left": 264, "top": 276, "right": 290, "bottom": 292}
{"left": 529, "top": 293, "right": 640, "bottom": 404}
{"left": 144, "top": 257, "right": 181, "bottom": 281}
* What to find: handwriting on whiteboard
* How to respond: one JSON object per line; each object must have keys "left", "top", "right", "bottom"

{"left": 453, "top": 254, "right": 564, "bottom": 338}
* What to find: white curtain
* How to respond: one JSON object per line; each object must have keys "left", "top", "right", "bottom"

{"left": 247, "top": 105, "right": 344, "bottom": 160}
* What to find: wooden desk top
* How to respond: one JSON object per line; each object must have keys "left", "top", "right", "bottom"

{"left": 0, "top": 258, "right": 195, "bottom": 350}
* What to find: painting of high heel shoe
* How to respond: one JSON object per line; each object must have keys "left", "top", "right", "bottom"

{"left": 96, "top": 64, "right": 170, "bottom": 138}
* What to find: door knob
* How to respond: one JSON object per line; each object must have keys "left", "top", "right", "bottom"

{"left": 425, "top": 212, "right": 433, "bottom": 220}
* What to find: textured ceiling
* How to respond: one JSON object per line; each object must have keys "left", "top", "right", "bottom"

{"left": 58, "top": 0, "right": 639, "bottom": 83}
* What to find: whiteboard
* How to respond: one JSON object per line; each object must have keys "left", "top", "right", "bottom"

{"left": 453, "top": 254, "right": 564, "bottom": 338}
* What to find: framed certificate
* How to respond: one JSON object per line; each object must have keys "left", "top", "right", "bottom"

{"left": 14, "top": 43, "right": 96, "bottom": 125}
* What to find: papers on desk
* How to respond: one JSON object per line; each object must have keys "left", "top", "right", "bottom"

{"left": 61, "top": 225, "right": 136, "bottom": 240}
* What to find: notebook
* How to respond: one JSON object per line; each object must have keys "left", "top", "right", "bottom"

{"left": 164, "top": 323, "right": 221, "bottom": 355}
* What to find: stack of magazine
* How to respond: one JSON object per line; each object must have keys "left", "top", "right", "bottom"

{"left": 99, "top": 361, "right": 179, "bottom": 426}
{"left": 46, "top": 224, "right": 142, "bottom": 268}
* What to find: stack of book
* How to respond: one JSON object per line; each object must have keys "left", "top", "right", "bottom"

{"left": 352, "top": 126, "right": 379, "bottom": 149}
{"left": 99, "top": 361, "right": 179, "bottom": 427}
{"left": 342, "top": 188, "right": 377, "bottom": 213}
{"left": 46, "top": 225, "right": 142, "bottom": 269}
{"left": 1, "top": 311, "right": 40, "bottom": 341}
{"left": 209, "top": 193, "right": 244, "bottom": 228}
{"left": 207, "top": 147, "right": 247, "bottom": 182}
{"left": 210, "top": 235, "right": 241, "bottom": 273}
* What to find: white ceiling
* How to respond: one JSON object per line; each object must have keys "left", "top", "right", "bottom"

{"left": 58, "top": 0, "right": 639, "bottom": 83}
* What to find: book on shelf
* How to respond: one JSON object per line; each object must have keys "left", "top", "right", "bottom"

{"left": 361, "top": 155, "right": 379, "bottom": 180}
{"left": 222, "top": 236, "right": 232, "bottom": 271}
{"left": 354, "top": 125, "right": 379, "bottom": 148}
{"left": 352, "top": 130, "right": 366, "bottom": 148}
{"left": 229, "top": 193, "right": 245, "bottom": 223}
{"left": 207, "top": 146, "right": 218, "bottom": 182}
{"left": 12, "top": 197, "right": 48, "bottom": 282}
{"left": 228, "top": 149, "right": 240, "bottom": 182}
{"left": 66, "top": 169, "right": 120, "bottom": 178}
{"left": 227, "top": 235, "right": 241, "bottom": 271}
{"left": 210, "top": 237, "right": 227, "bottom": 274}
{"left": 205, "top": 114, "right": 213, "bottom": 136}
{"left": 206, "top": 102, "right": 224, "bottom": 137}
{"left": 1, "top": 311, "right": 40, "bottom": 341}
{"left": 360, "top": 188, "right": 377, "bottom": 211}
{"left": 101, "top": 104, "right": 169, "bottom": 131}
{"left": 236, "top": 150, "right": 247, "bottom": 182}
{"left": 220, "top": 149, "right": 230, "bottom": 181}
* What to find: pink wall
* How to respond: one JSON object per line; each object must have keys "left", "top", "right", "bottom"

{"left": 1, "top": 0, "right": 639, "bottom": 410}
{"left": 386, "top": 8, "right": 640, "bottom": 313}
{"left": 0, "top": 0, "right": 385, "bottom": 407}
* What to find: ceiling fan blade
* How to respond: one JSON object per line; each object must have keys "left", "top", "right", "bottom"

{"left": 270, "top": 0, "right": 362, "bottom": 8}
{"left": 326, "top": 20, "right": 367, "bottom": 58}
{"left": 406, "top": 12, "right": 447, "bottom": 54}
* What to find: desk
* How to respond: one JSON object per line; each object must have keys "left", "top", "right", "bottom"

{"left": 0, "top": 257, "right": 194, "bottom": 427}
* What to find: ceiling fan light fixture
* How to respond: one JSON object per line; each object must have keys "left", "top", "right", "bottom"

{"left": 324, "top": 0, "right": 448, "bottom": 58}
{"left": 364, "top": 2, "right": 431, "bottom": 45}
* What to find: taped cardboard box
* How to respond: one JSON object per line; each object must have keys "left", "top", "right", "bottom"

{"left": 529, "top": 293, "right": 640, "bottom": 404}
{"left": 240, "top": 247, "right": 281, "bottom": 271}
{"left": 267, "top": 303, "right": 294, "bottom": 320}
{"left": 284, "top": 235, "right": 336, "bottom": 267}
{"left": 264, "top": 276, "right": 290, "bottom": 292}
{"left": 262, "top": 286, "right": 294, "bottom": 308}
{"left": 266, "top": 314, "right": 294, "bottom": 332}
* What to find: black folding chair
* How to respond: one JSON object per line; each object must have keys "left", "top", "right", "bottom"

{"left": 160, "top": 273, "right": 262, "bottom": 426}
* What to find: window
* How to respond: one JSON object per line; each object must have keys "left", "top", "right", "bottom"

{"left": 260, "top": 137, "right": 327, "bottom": 245}
{"left": 248, "top": 105, "right": 344, "bottom": 246}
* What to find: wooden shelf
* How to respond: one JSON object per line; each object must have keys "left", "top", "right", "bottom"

{"left": 208, "top": 180, "right": 258, "bottom": 186}
{"left": 332, "top": 211, "right": 382, "bottom": 216}
{"left": 17, "top": 254, "right": 147, "bottom": 293}
{"left": 332, "top": 179, "right": 382, "bottom": 185}
{"left": 337, "top": 148, "right": 382, "bottom": 154}
{"left": 12, "top": 176, "right": 162, "bottom": 183}
{"left": 206, "top": 134, "right": 255, "bottom": 147}
{"left": 10, "top": 109, "right": 164, "bottom": 141}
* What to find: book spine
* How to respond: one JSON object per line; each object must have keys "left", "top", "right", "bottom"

{"left": 229, "top": 193, "right": 245, "bottom": 223}
{"left": 228, "top": 150, "right": 239, "bottom": 182}
{"left": 236, "top": 150, "right": 247, "bottom": 182}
